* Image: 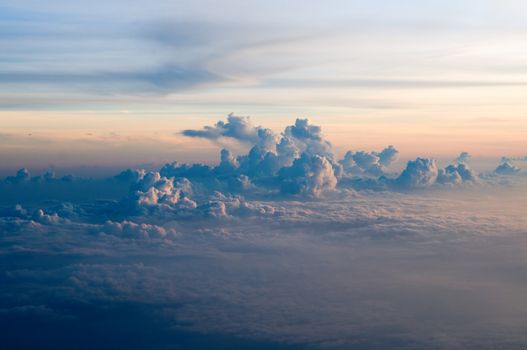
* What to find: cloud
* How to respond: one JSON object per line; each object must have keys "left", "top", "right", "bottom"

{"left": 101, "top": 220, "right": 176, "bottom": 239}
{"left": 393, "top": 158, "right": 439, "bottom": 189}
{"left": 0, "top": 65, "right": 224, "bottom": 94}
{"left": 114, "top": 168, "right": 146, "bottom": 182}
{"left": 339, "top": 146, "right": 398, "bottom": 177}
{"left": 279, "top": 154, "right": 337, "bottom": 197}
{"left": 377, "top": 145, "right": 398, "bottom": 167}
{"left": 456, "top": 151, "right": 471, "bottom": 164}
{"left": 0, "top": 112, "right": 525, "bottom": 349}
{"left": 2, "top": 168, "right": 75, "bottom": 186}
{"left": 125, "top": 171, "right": 197, "bottom": 214}
{"left": 283, "top": 118, "right": 333, "bottom": 159}
{"left": 391, "top": 158, "right": 477, "bottom": 189}
{"left": 182, "top": 114, "right": 274, "bottom": 146}
{"left": 0, "top": 116, "right": 491, "bottom": 208}
{"left": 5, "top": 168, "right": 30, "bottom": 184}
{"left": 1, "top": 179, "right": 526, "bottom": 348}
{"left": 495, "top": 160, "right": 522, "bottom": 175}
{"left": 180, "top": 117, "right": 341, "bottom": 196}
{"left": 437, "top": 163, "right": 477, "bottom": 185}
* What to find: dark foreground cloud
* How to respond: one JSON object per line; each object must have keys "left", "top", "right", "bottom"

{"left": 1, "top": 188, "right": 526, "bottom": 349}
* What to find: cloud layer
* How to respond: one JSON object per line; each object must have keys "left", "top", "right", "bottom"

{"left": 1, "top": 117, "right": 526, "bottom": 349}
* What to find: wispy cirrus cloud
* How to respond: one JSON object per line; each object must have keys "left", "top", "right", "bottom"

{"left": 0, "top": 65, "right": 224, "bottom": 93}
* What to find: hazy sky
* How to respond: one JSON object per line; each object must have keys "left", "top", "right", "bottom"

{"left": 3, "top": 3, "right": 527, "bottom": 349}
{"left": 1, "top": 0, "right": 527, "bottom": 172}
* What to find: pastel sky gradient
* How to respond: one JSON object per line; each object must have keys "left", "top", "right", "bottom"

{"left": 1, "top": 0, "right": 527, "bottom": 173}
{"left": 2, "top": 3, "right": 527, "bottom": 348}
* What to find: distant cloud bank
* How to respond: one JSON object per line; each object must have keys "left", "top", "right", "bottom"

{"left": 0, "top": 115, "right": 523, "bottom": 239}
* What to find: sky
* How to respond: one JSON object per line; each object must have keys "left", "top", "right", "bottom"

{"left": 1, "top": 2, "right": 527, "bottom": 349}
{"left": 1, "top": 0, "right": 527, "bottom": 174}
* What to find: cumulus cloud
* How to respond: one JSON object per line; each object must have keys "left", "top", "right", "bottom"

{"left": 2, "top": 168, "right": 75, "bottom": 185}
{"left": 391, "top": 158, "right": 477, "bottom": 189}
{"left": 182, "top": 114, "right": 275, "bottom": 147}
{"left": 437, "top": 163, "right": 477, "bottom": 185}
{"left": 393, "top": 158, "right": 439, "bottom": 189}
{"left": 32, "top": 209, "right": 63, "bottom": 225}
{"left": 102, "top": 220, "right": 176, "bottom": 239}
{"left": 279, "top": 154, "right": 338, "bottom": 197}
{"left": 126, "top": 171, "right": 197, "bottom": 213}
{"left": 283, "top": 118, "right": 333, "bottom": 158}
{"left": 178, "top": 117, "right": 343, "bottom": 196}
{"left": 495, "top": 160, "right": 522, "bottom": 175}
{"left": 1, "top": 116, "right": 496, "bottom": 214}
{"left": 115, "top": 168, "right": 146, "bottom": 182}
{"left": 456, "top": 151, "right": 471, "bottom": 164}
{"left": 5, "top": 168, "right": 30, "bottom": 184}
{"left": 377, "top": 145, "right": 399, "bottom": 167}
{"left": 339, "top": 146, "right": 398, "bottom": 177}
{"left": 0, "top": 116, "right": 509, "bottom": 229}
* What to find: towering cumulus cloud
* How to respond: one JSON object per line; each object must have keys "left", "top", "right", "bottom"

{"left": 177, "top": 116, "right": 485, "bottom": 196}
